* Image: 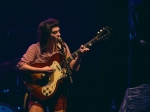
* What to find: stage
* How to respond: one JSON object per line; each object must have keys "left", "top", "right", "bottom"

{"left": 0, "top": 0, "right": 150, "bottom": 111}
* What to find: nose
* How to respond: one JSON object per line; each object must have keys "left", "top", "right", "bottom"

{"left": 57, "top": 32, "right": 61, "bottom": 37}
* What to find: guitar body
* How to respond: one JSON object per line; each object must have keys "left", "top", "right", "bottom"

{"left": 23, "top": 52, "right": 65, "bottom": 100}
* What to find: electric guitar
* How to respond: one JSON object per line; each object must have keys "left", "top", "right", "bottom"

{"left": 22, "top": 26, "right": 113, "bottom": 100}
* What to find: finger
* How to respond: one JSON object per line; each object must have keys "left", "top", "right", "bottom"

{"left": 80, "top": 49, "right": 84, "bottom": 53}
{"left": 81, "top": 45, "right": 84, "bottom": 47}
{"left": 85, "top": 48, "right": 89, "bottom": 51}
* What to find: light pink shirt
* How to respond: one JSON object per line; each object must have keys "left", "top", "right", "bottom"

{"left": 16, "top": 42, "right": 71, "bottom": 68}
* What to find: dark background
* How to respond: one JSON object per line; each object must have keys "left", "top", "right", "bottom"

{"left": 0, "top": 0, "right": 150, "bottom": 112}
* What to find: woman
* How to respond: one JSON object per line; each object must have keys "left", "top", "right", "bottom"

{"left": 16, "top": 18, "right": 89, "bottom": 112}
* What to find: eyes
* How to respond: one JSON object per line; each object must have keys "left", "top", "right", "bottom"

{"left": 51, "top": 27, "right": 60, "bottom": 35}
{"left": 51, "top": 30, "right": 60, "bottom": 34}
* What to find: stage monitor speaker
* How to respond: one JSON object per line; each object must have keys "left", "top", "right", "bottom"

{"left": 119, "top": 84, "right": 150, "bottom": 112}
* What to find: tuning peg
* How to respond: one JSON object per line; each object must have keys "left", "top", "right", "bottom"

{"left": 97, "top": 30, "right": 102, "bottom": 34}
{"left": 100, "top": 29, "right": 103, "bottom": 32}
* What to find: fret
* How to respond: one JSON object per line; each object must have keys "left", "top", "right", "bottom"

{"left": 71, "top": 54, "right": 75, "bottom": 59}
{"left": 72, "top": 52, "right": 78, "bottom": 58}
{"left": 87, "top": 43, "right": 92, "bottom": 47}
{"left": 74, "top": 52, "right": 78, "bottom": 56}
{"left": 69, "top": 55, "right": 74, "bottom": 60}
{"left": 67, "top": 57, "right": 72, "bottom": 62}
{"left": 91, "top": 38, "right": 98, "bottom": 44}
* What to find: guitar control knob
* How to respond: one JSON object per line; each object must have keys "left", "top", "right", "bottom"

{"left": 41, "top": 73, "right": 45, "bottom": 77}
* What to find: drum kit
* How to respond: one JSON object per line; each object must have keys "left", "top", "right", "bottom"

{"left": 0, "top": 59, "right": 26, "bottom": 112}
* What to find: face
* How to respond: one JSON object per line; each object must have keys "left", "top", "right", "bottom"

{"left": 49, "top": 26, "right": 61, "bottom": 42}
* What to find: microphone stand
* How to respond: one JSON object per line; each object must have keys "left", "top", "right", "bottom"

{"left": 64, "top": 61, "right": 73, "bottom": 83}
{"left": 58, "top": 39, "right": 73, "bottom": 112}
{"left": 58, "top": 40, "right": 73, "bottom": 84}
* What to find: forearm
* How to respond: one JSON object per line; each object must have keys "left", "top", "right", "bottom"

{"left": 19, "top": 64, "right": 43, "bottom": 72}
{"left": 70, "top": 57, "right": 81, "bottom": 71}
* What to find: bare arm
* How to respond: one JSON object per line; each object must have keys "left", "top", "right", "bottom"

{"left": 16, "top": 43, "right": 54, "bottom": 73}
{"left": 70, "top": 45, "right": 89, "bottom": 71}
{"left": 19, "top": 64, "right": 54, "bottom": 72}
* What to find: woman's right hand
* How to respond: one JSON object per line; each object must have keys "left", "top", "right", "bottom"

{"left": 42, "top": 66, "right": 55, "bottom": 73}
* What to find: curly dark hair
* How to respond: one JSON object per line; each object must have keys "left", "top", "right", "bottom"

{"left": 38, "top": 18, "right": 59, "bottom": 53}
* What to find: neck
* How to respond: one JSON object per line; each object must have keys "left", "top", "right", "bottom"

{"left": 47, "top": 41, "right": 58, "bottom": 54}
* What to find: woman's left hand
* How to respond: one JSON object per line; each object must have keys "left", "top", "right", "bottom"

{"left": 78, "top": 45, "right": 89, "bottom": 57}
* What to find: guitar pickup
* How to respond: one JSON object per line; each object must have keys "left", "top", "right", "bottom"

{"left": 56, "top": 64, "right": 63, "bottom": 73}
{"left": 56, "top": 65, "right": 60, "bottom": 71}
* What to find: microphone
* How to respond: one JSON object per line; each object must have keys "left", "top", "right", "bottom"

{"left": 57, "top": 37, "right": 66, "bottom": 48}
{"left": 140, "top": 40, "right": 150, "bottom": 45}
{"left": 57, "top": 37, "right": 63, "bottom": 42}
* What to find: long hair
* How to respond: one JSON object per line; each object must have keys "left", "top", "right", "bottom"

{"left": 38, "top": 18, "right": 59, "bottom": 53}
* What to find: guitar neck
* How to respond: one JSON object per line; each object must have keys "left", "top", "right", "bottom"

{"left": 60, "top": 26, "right": 112, "bottom": 67}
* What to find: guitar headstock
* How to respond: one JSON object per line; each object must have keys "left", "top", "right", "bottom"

{"left": 97, "top": 26, "right": 113, "bottom": 41}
